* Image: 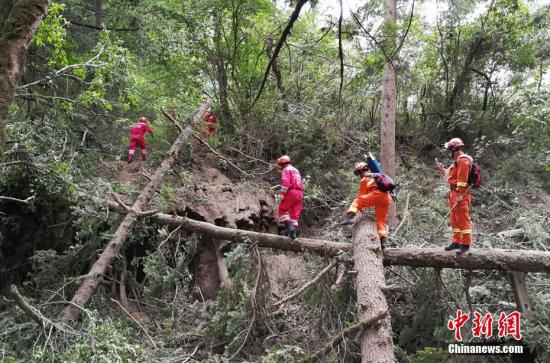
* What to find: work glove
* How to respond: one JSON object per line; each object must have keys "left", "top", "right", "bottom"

{"left": 275, "top": 194, "right": 283, "bottom": 203}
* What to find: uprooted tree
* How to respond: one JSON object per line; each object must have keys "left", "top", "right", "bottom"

{"left": 106, "top": 202, "right": 550, "bottom": 361}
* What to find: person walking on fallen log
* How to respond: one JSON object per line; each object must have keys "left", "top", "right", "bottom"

{"left": 436, "top": 137, "right": 474, "bottom": 255}
{"left": 276, "top": 155, "right": 303, "bottom": 239}
{"left": 340, "top": 162, "right": 392, "bottom": 249}
{"left": 127, "top": 116, "right": 154, "bottom": 163}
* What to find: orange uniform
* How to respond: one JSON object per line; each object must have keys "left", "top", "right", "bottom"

{"left": 446, "top": 153, "right": 472, "bottom": 246}
{"left": 348, "top": 176, "right": 392, "bottom": 238}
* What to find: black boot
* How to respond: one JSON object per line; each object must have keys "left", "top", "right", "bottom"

{"left": 340, "top": 212, "right": 356, "bottom": 226}
{"left": 127, "top": 157, "right": 133, "bottom": 164}
{"left": 456, "top": 245, "right": 470, "bottom": 255}
{"left": 284, "top": 222, "right": 293, "bottom": 237}
{"left": 380, "top": 236, "right": 387, "bottom": 250}
{"left": 289, "top": 225, "right": 298, "bottom": 240}
{"left": 277, "top": 224, "right": 286, "bottom": 236}
{"left": 444, "top": 243, "right": 461, "bottom": 251}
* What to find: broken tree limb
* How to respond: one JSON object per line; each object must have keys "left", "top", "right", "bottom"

{"left": 106, "top": 204, "right": 550, "bottom": 273}
{"left": 61, "top": 102, "right": 209, "bottom": 323}
{"left": 300, "top": 310, "right": 388, "bottom": 363}
{"left": 273, "top": 256, "right": 343, "bottom": 308}
{"left": 4, "top": 284, "right": 47, "bottom": 328}
{"left": 352, "top": 216, "right": 396, "bottom": 362}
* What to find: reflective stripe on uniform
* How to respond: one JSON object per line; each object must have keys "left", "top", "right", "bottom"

{"left": 367, "top": 180, "right": 375, "bottom": 187}
{"left": 279, "top": 214, "right": 290, "bottom": 222}
{"left": 460, "top": 229, "right": 472, "bottom": 234}
{"left": 378, "top": 230, "right": 386, "bottom": 235}
{"left": 457, "top": 182, "right": 467, "bottom": 187}
{"left": 281, "top": 186, "right": 289, "bottom": 193}
{"left": 452, "top": 228, "right": 460, "bottom": 232}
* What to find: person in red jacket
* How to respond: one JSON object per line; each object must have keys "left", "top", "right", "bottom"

{"left": 436, "top": 137, "right": 473, "bottom": 255}
{"left": 128, "top": 116, "right": 153, "bottom": 163}
{"left": 340, "top": 162, "right": 392, "bottom": 249}
{"left": 276, "top": 155, "right": 303, "bottom": 239}
{"left": 203, "top": 111, "right": 217, "bottom": 137}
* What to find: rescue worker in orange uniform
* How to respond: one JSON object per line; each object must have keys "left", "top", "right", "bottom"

{"left": 436, "top": 137, "right": 473, "bottom": 255}
{"left": 340, "top": 162, "right": 392, "bottom": 249}
{"left": 276, "top": 155, "right": 303, "bottom": 239}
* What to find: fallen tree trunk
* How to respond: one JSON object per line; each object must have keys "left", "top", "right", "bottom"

{"left": 61, "top": 102, "right": 209, "bottom": 322}
{"left": 106, "top": 207, "right": 550, "bottom": 273}
{"left": 382, "top": 247, "right": 550, "bottom": 273}
{"left": 352, "top": 217, "right": 395, "bottom": 362}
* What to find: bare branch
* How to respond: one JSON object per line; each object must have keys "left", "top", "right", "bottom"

{"left": 252, "top": 0, "right": 309, "bottom": 108}
{"left": 111, "top": 298, "right": 157, "bottom": 348}
{"left": 300, "top": 310, "right": 389, "bottom": 363}
{"left": 273, "top": 256, "right": 343, "bottom": 308}
{"left": 0, "top": 195, "right": 35, "bottom": 204}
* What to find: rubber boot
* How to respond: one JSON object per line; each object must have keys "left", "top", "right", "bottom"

{"left": 380, "top": 236, "right": 387, "bottom": 250}
{"left": 289, "top": 225, "right": 298, "bottom": 240}
{"left": 340, "top": 212, "right": 356, "bottom": 226}
{"left": 444, "top": 243, "right": 461, "bottom": 251}
{"left": 456, "top": 245, "right": 470, "bottom": 255}
{"left": 284, "top": 222, "right": 293, "bottom": 237}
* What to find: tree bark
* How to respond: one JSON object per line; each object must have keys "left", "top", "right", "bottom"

{"left": 352, "top": 217, "right": 395, "bottom": 362}
{"left": 0, "top": 0, "right": 51, "bottom": 158}
{"left": 265, "top": 34, "right": 283, "bottom": 92}
{"left": 60, "top": 102, "right": 209, "bottom": 322}
{"left": 379, "top": 0, "right": 397, "bottom": 224}
{"left": 107, "top": 206, "right": 550, "bottom": 273}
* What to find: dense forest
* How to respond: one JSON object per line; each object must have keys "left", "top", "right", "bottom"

{"left": 0, "top": 0, "right": 549, "bottom": 362}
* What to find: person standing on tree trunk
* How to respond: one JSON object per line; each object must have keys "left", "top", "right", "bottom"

{"left": 127, "top": 116, "right": 153, "bottom": 163}
{"left": 340, "top": 162, "right": 392, "bottom": 249}
{"left": 276, "top": 155, "right": 303, "bottom": 239}
{"left": 436, "top": 137, "right": 473, "bottom": 255}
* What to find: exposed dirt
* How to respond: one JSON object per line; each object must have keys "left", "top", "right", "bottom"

{"left": 98, "top": 160, "right": 144, "bottom": 186}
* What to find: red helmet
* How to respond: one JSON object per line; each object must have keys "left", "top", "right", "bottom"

{"left": 354, "top": 162, "right": 369, "bottom": 175}
{"left": 444, "top": 137, "right": 464, "bottom": 149}
{"left": 277, "top": 155, "right": 291, "bottom": 165}
{"left": 139, "top": 116, "right": 148, "bottom": 123}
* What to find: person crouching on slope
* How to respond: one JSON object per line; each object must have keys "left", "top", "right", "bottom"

{"left": 436, "top": 137, "right": 473, "bottom": 255}
{"left": 276, "top": 155, "right": 303, "bottom": 239}
{"left": 340, "top": 162, "right": 392, "bottom": 249}
{"left": 128, "top": 116, "right": 153, "bottom": 163}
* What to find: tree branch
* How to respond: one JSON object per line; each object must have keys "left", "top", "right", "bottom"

{"left": 300, "top": 310, "right": 389, "bottom": 363}
{"left": 273, "top": 256, "right": 343, "bottom": 308}
{"left": 251, "top": 0, "right": 308, "bottom": 108}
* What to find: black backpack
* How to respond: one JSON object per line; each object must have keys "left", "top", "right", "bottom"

{"left": 456, "top": 155, "right": 481, "bottom": 188}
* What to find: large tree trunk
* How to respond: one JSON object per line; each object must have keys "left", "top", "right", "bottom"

{"left": 352, "top": 217, "right": 395, "bottom": 362}
{"left": 104, "top": 209, "right": 550, "bottom": 273}
{"left": 0, "top": 0, "right": 51, "bottom": 158}
{"left": 61, "top": 102, "right": 209, "bottom": 322}
{"left": 379, "top": 0, "right": 397, "bottom": 224}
